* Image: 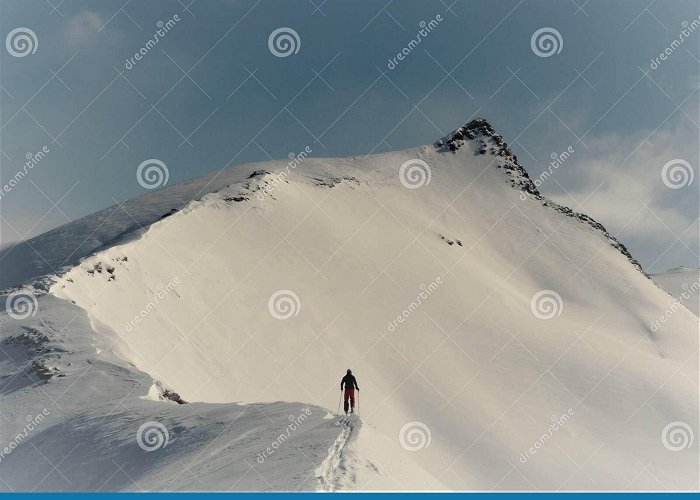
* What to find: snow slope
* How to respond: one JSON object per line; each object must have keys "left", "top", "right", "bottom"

{"left": 2, "top": 119, "right": 697, "bottom": 490}
{"left": 0, "top": 167, "right": 252, "bottom": 291}
{"left": 652, "top": 267, "right": 699, "bottom": 316}
{"left": 0, "top": 294, "right": 344, "bottom": 491}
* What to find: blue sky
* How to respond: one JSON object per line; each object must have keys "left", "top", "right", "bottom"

{"left": 1, "top": 0, "right": 698, "bottom": 272}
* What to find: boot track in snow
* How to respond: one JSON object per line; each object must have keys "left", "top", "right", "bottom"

{"left": 316, "top": 415, "right": 358, "bottom": 491}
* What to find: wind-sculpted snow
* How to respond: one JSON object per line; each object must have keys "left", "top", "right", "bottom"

{"left": 2, "top": 120, "right": 698, "bottom": 490}
{"left": 2, "top": 119, "right": 643, "bottom": 289}
{"left": 0, "top": 294, "right": 342, "bottom": 491}
{"left": 0, "top": 162, "right": 270, "bottom": 291}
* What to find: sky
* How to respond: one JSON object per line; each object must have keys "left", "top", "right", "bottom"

{"left": 0, "top": 0, "right": 698, "bottom": 273}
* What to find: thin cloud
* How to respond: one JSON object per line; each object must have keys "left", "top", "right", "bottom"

{"left": 544, "top": 124, "right": 698, "bottom": 270}
{"left": 63, "top": 11, "right": 107, "bottom": 48}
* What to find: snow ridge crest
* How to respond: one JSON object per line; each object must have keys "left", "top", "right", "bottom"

{"left": 435, "top": 118, "right": 540, "bottom": 197}
{"left": 436, "top": 118, "right": 644, "bottom": 275}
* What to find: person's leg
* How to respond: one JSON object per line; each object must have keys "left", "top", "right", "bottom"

{"left": 349, "top": 390, "right": 355, "bottom": 412}
{"left": 343, "top": 390, "right": 350, "bottom": 413}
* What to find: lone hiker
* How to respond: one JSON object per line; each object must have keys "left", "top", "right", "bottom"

{"left": 340, "top": 369, "right": 359, "bottom": 415}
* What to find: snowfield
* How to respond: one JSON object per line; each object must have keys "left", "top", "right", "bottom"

{"left": 0, "top": 294, "right": 343, "bottom": 491}
{"left": 1, "top": 119, "right": 697, "bottom": 490}
{"left": 651, "top": 267, "right": 700, "bottom": 317}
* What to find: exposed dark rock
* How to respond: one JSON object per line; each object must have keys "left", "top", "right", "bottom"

{"left": 162, "top": 389, "right": 187, "bottom": 404}
{"left": 160, "top": 208, "right": 179, "bottom": 219}
{"left": 29, "top": 360, "right": 56, "bottom": 382}
{"left": 2, "top": 328, "right": 50, "bottom": 352}
{"left": 436, "top": 118, "right": 645, "bottom": 276}
{"left": 436, "top": 118, "right": 540, "bottom": 197}
{"left": 311, "top": 176, "right": 361, "bottom": 189}
{"left": 247, "top": 170, "right": 271, "bottom": 178}
{"left": 440, "top": 235, "right": 463, "bottom": 247}
{"left": 311, "top": 177, "right": 342, "bottom": 188}
{"left": 543, "top": 200, "right": 644, "bottom": 274}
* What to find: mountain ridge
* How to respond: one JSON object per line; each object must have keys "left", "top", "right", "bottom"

{"left": 438, "top": 118, "right": 643, "bottom": 275}
{"left": 1, "top": 118, "right": 645, "bottom": 291}
{"left": 1, "top": 117, "right": 697, "bottom": 490}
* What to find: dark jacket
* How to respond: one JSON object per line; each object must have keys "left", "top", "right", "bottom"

{"left": 341, "top": 373, "right": 359, "bottom": 391}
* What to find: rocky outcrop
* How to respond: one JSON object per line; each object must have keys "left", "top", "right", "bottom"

{"left": 436, "top": 118, "right": 645, "bottom": 275}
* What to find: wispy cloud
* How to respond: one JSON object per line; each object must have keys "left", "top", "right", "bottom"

{"left": 63, "top": 11, "right": 107, "bottom": 48}
{"left": 545, "top": 123, "right": 698, "bottom": 271}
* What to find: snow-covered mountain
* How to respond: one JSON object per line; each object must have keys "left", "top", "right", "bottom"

{"left": 1, "top": 119, "right": 697, "bottom": 491}
{"left": 652, "top": 267, "right": 699, "bottom": 317}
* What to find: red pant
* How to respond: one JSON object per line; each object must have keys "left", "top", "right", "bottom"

{"left": 344, "top": 388, "right": 355, "bottom": 413}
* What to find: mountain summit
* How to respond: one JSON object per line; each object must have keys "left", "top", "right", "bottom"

{"left": 1, "top": 119, "right": 696, "bottom": 490}
{"left": 1, "top": 118, "right": 640, "bottom": 290}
